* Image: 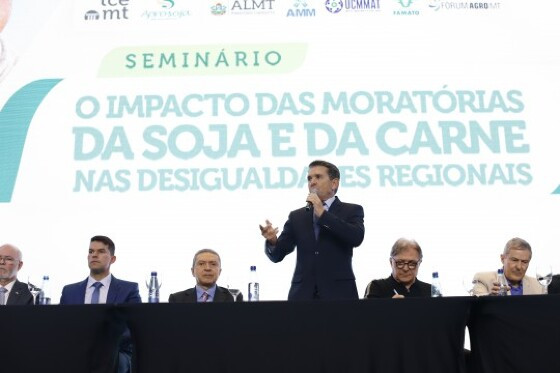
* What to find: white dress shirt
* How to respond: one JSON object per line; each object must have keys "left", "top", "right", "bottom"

{"left": 85, "top": 274, "right": 112, "bottom": 304}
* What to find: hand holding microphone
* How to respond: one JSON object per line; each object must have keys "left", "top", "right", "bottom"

{"left": 305, "top": 189, "right": 323, "bottom": 212}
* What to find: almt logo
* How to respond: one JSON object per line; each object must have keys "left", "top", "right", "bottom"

{"left": 211, "top": 3, "right": 227, "bottom": 15}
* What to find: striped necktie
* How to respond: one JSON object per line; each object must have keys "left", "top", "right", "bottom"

{"left": 201, "top": 291, "right": 209, "bottom": 302}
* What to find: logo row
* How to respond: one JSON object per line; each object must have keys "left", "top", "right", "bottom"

{"left": 81, "top": 0, "right": 502, "bottom": 22}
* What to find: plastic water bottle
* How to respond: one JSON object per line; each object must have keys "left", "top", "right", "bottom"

{"left": 147, "top": 271, "right": 160, "bottom": 303}
{"left": 497, "top": 268, "right": 508, "bottom": 296}
{"left": 248, "top": 265, "right": 259, "bottom": 301}
{"left": 431, "top": 271, "right": 442, "bottom": 298}
{"left": 39, "top": 275, "right": 51, "bottom": 305}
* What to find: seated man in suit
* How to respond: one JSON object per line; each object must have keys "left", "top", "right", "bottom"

{"left": 364, "top": 238, "right": 431, "bottom": 298}
{"left": 473, "top": 237, "right": 545, "bottom": 296}
{"left": 169, "top": 248, "right": 235, "bottom": 303}
{"left": 0, "top": 243, "right": 33, "bottom": 305}
{"left": 548, "top": 275, "right": 560, "bottom": 294}
{"left": 60, "top": 235, "right": 141, "bottom": 373}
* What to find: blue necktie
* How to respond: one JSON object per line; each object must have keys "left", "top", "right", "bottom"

{"left": 314, "top": 203, "right": 327, "bottom": 240}
{"left": 0, "top": 287, "right": 7, "bottom": 305}
{"left": 91, "top": 282, "right": 103, "bottom": 304}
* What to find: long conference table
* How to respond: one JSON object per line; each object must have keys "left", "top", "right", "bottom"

{"left": 3, "top": 295, "right": 560, "bottom": 373}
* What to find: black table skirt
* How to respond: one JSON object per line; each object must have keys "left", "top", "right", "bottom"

{"left": 4, "top": 295, "right": 560, "bottom": 373}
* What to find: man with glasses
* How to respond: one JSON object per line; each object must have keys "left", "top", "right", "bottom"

{"left": 0, "top": 243, "right": 33, "bottom": 305}
{"left": 472, "top": 237, "right": 544, "bottom": 296}
{"left": 364, "top": 238, "right": 431, "bottom": 298}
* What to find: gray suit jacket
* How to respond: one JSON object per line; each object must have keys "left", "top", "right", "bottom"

{"left": 7, "top": 280, "right": 34, "bottom": 305}
{"left": 473, "top": 271, "right": 545, "bottom": 296}
{"left": 168, "top": 286, "right": 236, "bottom": 303}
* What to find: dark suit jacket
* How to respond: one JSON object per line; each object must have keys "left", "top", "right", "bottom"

{"left": 364, "top": 275, "right": 432, "bottom": 298}
{"left": 59, "top": 275, "right": 141, "bottom": 305}
{"left": 6, "top": 279, "right": 34, "bottom": 305}
{"left": 266, "top": 196, "right": 365, "bottom": 301}
{"left": 549, "top": 275, "right": 560, "bottom": 294}
{"left": 168, "top": 286, "right": 236, "bottom": 303}
{"left": 60, "top": 275, "right": 141, "bottom": 373}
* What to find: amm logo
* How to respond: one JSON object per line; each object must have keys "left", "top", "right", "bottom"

{"left": 325, "top": 0, "right": 343, "bottom": 13}
{"left": 287, "top": 0, "right": 316, "bottom": 17}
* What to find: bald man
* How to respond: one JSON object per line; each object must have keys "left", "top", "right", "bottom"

{"left": 0, "top": 0, "right": 14, "bottom": 81}
{"left": 0, "top": 244, "right": 33, "bottom": 305}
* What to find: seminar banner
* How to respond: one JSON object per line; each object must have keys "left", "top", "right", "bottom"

{"left": 1, "top": 0, "right": 559, "bottom": 300}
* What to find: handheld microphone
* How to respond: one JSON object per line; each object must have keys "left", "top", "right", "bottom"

{"left": 305, "top": 189, "right": 318, "bottom": 211}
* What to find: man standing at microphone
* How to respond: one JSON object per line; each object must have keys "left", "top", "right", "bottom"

{"left": 259, "top": 160, "right": 365, "bottom": 300}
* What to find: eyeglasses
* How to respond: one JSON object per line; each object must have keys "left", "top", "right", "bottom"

{"left": 391, "top": 258, "right": 420, "bottom": 269}
{"left": 0, "top": 256, "right": 17, "bottom": 264}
